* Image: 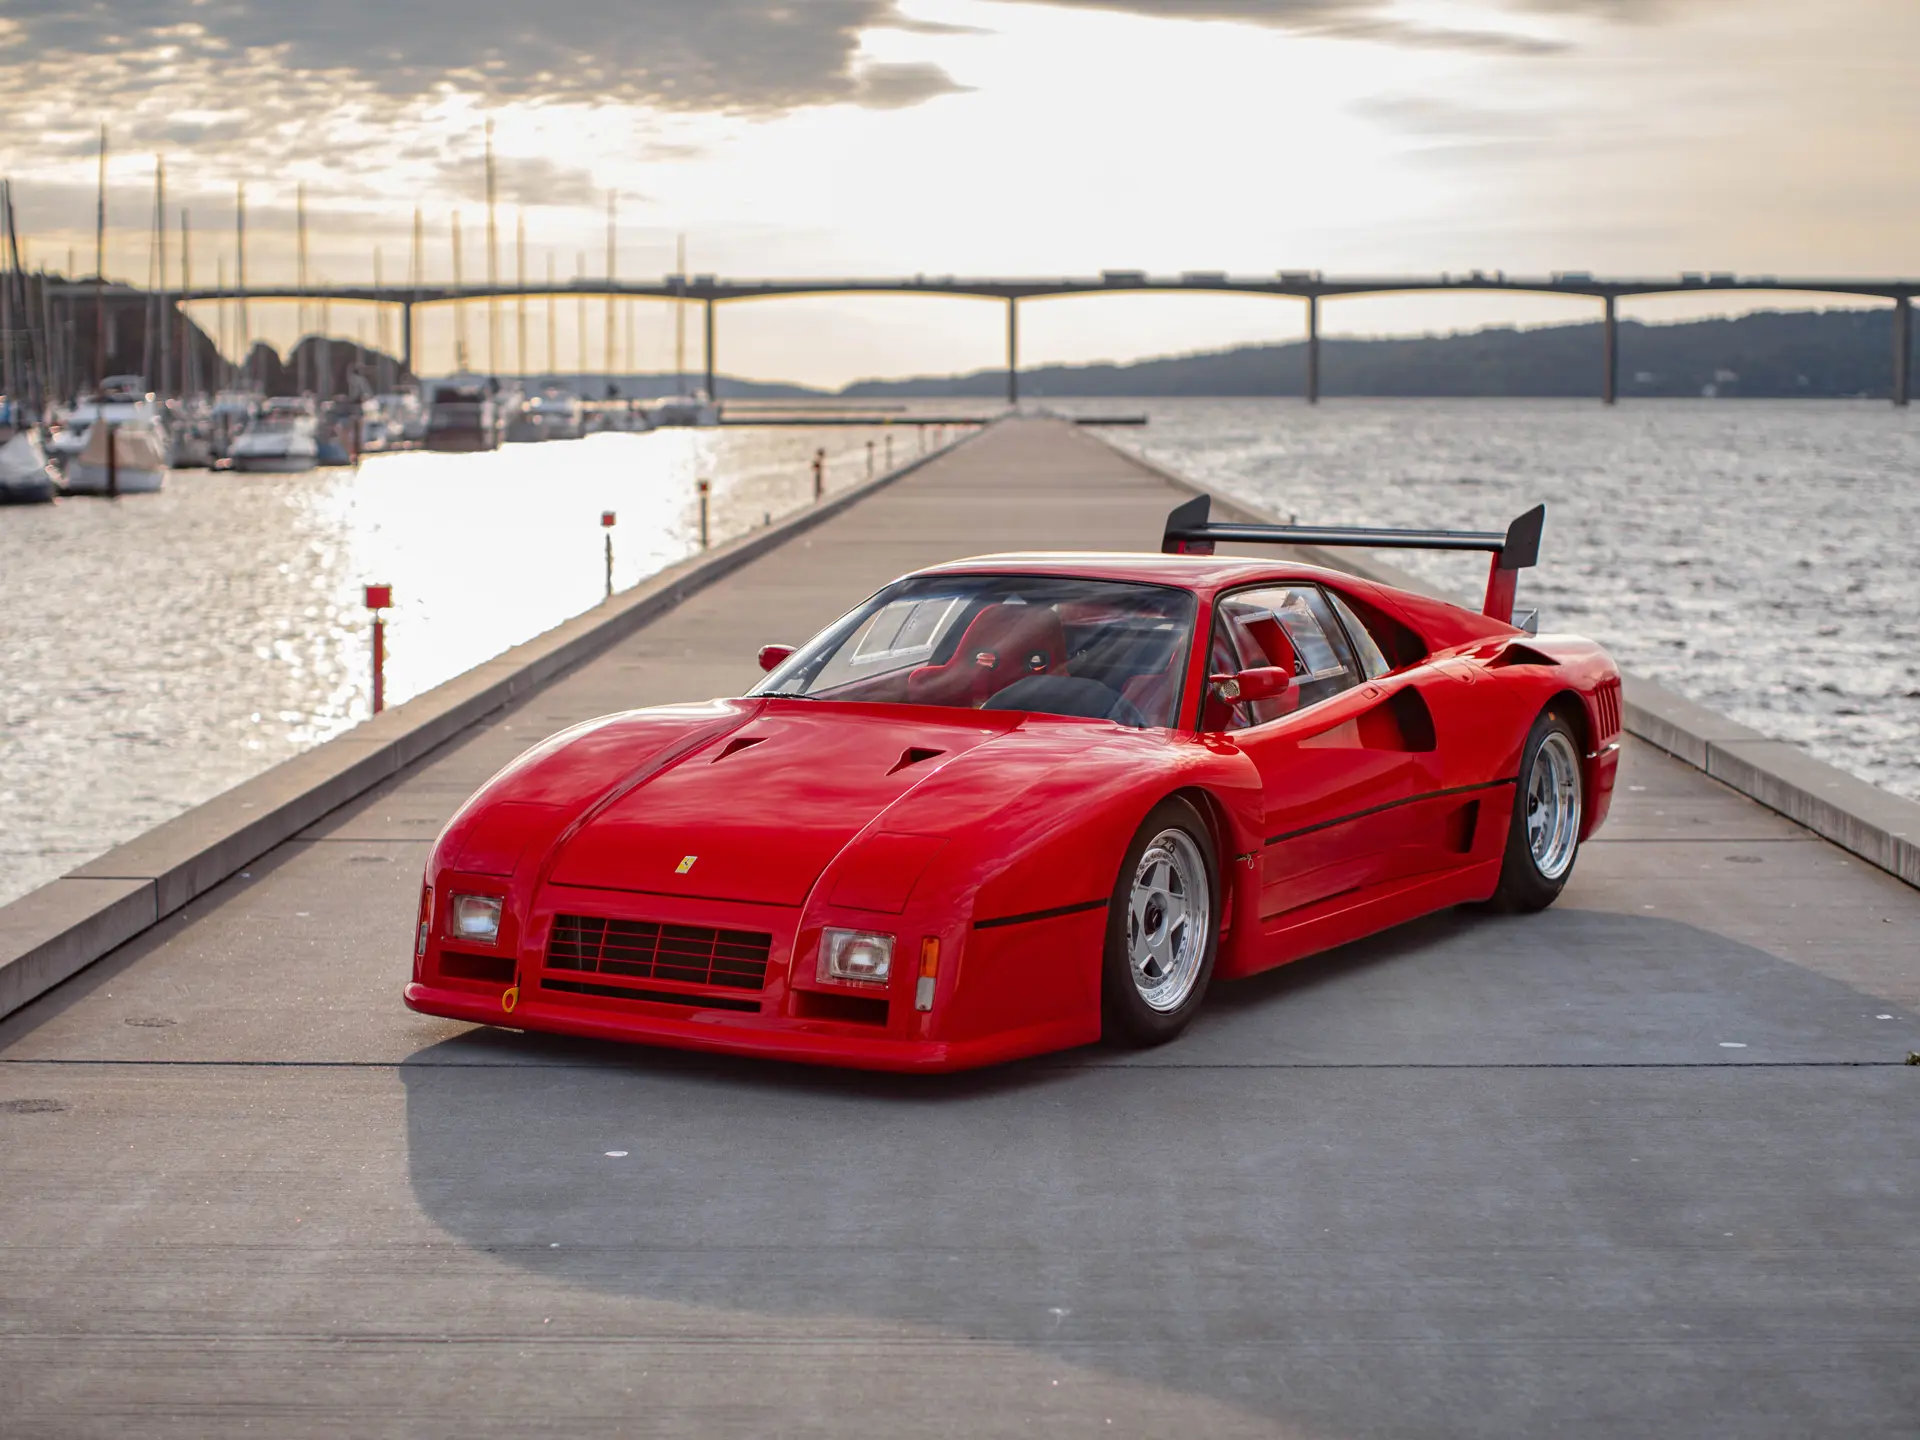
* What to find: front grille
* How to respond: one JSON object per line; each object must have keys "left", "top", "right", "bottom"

{"left": 547, "top": 914, "right": 772, "bottom": 991}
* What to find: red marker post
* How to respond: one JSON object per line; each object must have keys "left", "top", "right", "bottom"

{"left": 364, "top": 584, "right": 392, "bottom": 715}
{"left": 601, "top": 510, "right": 617, "bottom": 598}
{"left": 697, "top": 478, "right": 711, "bottom": 549}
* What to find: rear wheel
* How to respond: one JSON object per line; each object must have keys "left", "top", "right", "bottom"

{"left": 1489, "top": 709, "right": 1584, "bottom": 912}
{"left": 1101, "top": 797, "right": 1220, "bottom": 1047}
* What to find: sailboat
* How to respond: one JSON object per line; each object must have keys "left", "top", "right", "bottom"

{"left": 62, "top": 377, "right": 169, "bottom": 494}
{"left": 227, "top": 396, "right": 320, "bottom": 472}
{"left": 0, "top": 429, "right": 57, "bottom": 504}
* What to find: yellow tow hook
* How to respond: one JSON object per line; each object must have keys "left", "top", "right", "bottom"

{"left": 502, "top": 980, "right": 519, "bottom": 1015}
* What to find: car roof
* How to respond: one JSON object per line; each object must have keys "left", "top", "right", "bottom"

{"left": 912, "top": 551, "right": 1350, "bottom": 595}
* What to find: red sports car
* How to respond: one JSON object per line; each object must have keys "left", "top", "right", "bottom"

{"left": 405, "top": 498, "right": 1621, "bottom": 1071}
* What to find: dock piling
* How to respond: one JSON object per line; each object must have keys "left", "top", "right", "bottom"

{"left": 1603, "top": 294, "right": 1619, "bottom": 405}
{"left": 812, "top": 448, "right": 825, "bottom": 500}
{"left": 1006, "top": 297, "right": 1019, "bottom": 407}
{"left": 698, "top": 479, "right": 710, "bottom": 549}
{"left": 1306, "top": 293, "right": 1320, "bottom": 405}
{"left": 363, "top": 585, "right": 391, "bottom": 714}
{"left": 1893, "top": 295, "right": 1911, "bottom": 407}
{"left": 600, "top": 511, "right": 616, "bottom": 598}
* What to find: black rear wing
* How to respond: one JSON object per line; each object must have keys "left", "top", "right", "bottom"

{"left": 1161, "top": 495, "right": 1546, "bottom": 625}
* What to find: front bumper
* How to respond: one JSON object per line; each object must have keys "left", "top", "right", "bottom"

{"left": 403, "top": 981, "right": 1087, "bottom": 1074}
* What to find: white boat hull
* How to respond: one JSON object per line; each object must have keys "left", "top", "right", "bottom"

{"left": 65, "top": 421, "right": 169, "bottom": 494}
{"left": 65, "top": 460, "right": 166, "bottom": 494}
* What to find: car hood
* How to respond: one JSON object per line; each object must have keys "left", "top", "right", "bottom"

{"left": 544, "top": 703, "right": 1018, "bottom": 906}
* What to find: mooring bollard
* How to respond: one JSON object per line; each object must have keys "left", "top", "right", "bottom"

{"left": 601, "top": 510, "right": 616, "bottom": 598}
{"left": 812, "top": 448, "right": 825, "bottom": 501}
{"left": 697, "top": 478, "right": 710, "bottom": 549}
{"left": 364, "top": 583, "right": 392, "bottom": 714}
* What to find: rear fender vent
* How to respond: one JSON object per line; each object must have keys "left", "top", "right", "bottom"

{"left": 713, "top": 735, "right": 766, "bottom": 762}
{"left": 888, "top": 746, "right": 945, "bottom": 775}
{"left": 1489, "top": 643, "right": 1559, "bottom": 669}
{"left": 1355, "top": 687, "right": 1437, "bottom": 753}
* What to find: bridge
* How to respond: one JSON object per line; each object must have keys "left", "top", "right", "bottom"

{"left": 55, "top": 272, "right": 1920, "bottom": 405}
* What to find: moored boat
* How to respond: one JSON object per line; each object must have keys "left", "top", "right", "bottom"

{"left": 228, "top": 396, "right": 320, "bottom": 473}
{"left": 646, "top": 390, "right": 721, "bottom": 428}
{"left": 63, "top": 379, "right": 170, "bottom": 494}
{"left": 0, "top": 430, "right": 58, "bottom": 504}
{"left": 426, "top": 376, "right": 504, "bottom": 451}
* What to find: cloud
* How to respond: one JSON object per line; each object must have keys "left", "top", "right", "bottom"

{"left": 1017, "top": 1, "right": 1572, "bottom": 54}
{"left": 446, "top": 153, "right": 606, "bottom": 208}
{"left": 0, "top": 1, "right": 970, "bottom": 114}
{"left": 853, "top": 59, "right": 973, "bottom": 108}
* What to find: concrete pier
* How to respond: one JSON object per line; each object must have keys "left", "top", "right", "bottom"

{"left": 3, "top": 419, "right": 1916, "bottom": 1438}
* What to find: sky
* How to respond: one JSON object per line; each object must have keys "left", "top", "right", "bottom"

{"left": 1, "top": 0, "right": 1915, "bottom": 384}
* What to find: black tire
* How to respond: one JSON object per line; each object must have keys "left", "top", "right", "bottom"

{"left": 1101, "top": 796, "right": 1221, "bottom": 1047}
{"left": 1488, "top": 708, "right": 1585, "bottom": 913}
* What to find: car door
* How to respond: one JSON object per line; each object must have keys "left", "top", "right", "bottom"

{"left": 1209, "top": 585, "right": 1422, "bottom": 920}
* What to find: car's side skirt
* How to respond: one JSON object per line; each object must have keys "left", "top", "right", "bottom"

{"left": 1220, "top": 858, "right": 1503, "bottom": 981}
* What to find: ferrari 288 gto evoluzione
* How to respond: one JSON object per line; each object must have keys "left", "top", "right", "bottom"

{"left": 405, "top": 497, "right": 1622, "bottom": 1071}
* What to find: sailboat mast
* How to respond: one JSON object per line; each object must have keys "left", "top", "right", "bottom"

{"left": 451, "top": 211, "right": 467, "bottom": 372}
{"left": 604, "top": 191, "right": 615, "bottom": 382}
{"left": 155, "top": 155, "right": 168, "bottom": 398}
{"left": 179, "top": 208, "right": 193, "bottom": 397}
{"left": 95, "top": 124, "right": 107, "bottom": 388}
{"left": 675, "top": 233, "right": 686, "bottom": 398}
{"left": 296, "top": 181, "right": 308, "bottom": 392}
{"left": 516, "top": 209, "right": 526, "bottom": 381}
{"left": 1, "top": 182, "right": 14, "bottom": 403}
{"left": 485, "top": 119, "right": 498, "bottom": 377}
{"left": 235, "top": 182, "right": 250, "bottom": 390}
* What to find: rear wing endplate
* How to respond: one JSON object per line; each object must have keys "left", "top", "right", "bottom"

{"left": 1161, "top": 496, "right": 1546, "bottom": 625}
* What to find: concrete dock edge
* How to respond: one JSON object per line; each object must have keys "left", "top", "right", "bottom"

{"left": 0, "top": 427, "right": 985, "bottom": 1023}
{"left": 1073, "top": 420, "right": 1920, "bottom": 891}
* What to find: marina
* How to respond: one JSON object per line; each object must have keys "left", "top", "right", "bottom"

{"left": 2, "top": 418, "right": 1915, "bottom": 1437}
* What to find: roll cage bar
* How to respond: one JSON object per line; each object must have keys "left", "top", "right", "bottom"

{"left": 1161, "top": 495, "right": 1546, "bottom": 625}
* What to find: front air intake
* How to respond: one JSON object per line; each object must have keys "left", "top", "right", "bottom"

{"left": 547, "top": 914, "right": 772, "bottom": 991}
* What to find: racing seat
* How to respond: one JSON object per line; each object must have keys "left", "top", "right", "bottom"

{"left": 908, "top": 604, "right": 1068, "bottom": 709}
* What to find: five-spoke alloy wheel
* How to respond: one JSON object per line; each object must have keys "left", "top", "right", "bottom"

{"left": 1103, "top": 797, "right": 1220, "bottom": 1045}
{"left": 1491, "top": 708, "right": 1586, "bottom": 912}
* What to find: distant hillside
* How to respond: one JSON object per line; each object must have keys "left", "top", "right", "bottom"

{"left": 839, "top": 308, "right": 1915, "bottom": 400}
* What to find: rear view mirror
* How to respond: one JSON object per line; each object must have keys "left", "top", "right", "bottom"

{"left": 1210, "top": 667, "right": 1294, "bottom": 704}
{"left": 757, "top": 644, "right": 796, "bottom": 673}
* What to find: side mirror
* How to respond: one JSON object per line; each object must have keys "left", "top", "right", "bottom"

{"left": 1209, "top": 667, "right": 1294, "bottom": 704}
{"left": 757, "top": 643, "right": 796, "bottom": 673}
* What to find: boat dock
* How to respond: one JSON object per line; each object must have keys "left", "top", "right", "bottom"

{"left": 3, "top": 418, "right": 1916, "bottom": 1437}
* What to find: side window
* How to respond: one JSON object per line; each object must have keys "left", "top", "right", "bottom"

{"left": 1324, "top": 588, "right": 1393, "bottom": 680}
{"left": 1210, "top": 585, "right": 1361, "bottom": 726}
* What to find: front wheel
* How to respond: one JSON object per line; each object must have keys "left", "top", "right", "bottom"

{"left": 1489, "top": 709, "right": 1584, "bottom": 913}
{"left": 1101, "top": 797, "right": 1220, "bottom": 1047}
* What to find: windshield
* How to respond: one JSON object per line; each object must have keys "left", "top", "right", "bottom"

{"left": 753, "top": 574, "right": 1196, "bottom": 729}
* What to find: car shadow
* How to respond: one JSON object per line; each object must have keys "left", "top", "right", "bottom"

{"left": 399, "top": 908, "right": 1918, "bottom": 1436}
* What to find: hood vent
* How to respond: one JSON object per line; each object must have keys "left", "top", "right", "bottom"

{"left": 712, "top": 735, "right": 766, "bottom": 763}
{"left": 889, "top": 746, "right": 945, "bottom": 775}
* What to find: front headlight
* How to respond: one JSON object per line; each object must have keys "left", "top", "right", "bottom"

{"left": 818, "top": 928, "right": 894, "bottom": 987}
{"left": 448, "top": 893, "right": 504, "bottom": 945}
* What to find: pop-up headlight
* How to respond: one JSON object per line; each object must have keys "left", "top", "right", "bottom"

{"left": 448, "top": 893, "right": 504, "bottom": 945}
{"left": 818, "top": 928, "right": 894, "bottom": 987}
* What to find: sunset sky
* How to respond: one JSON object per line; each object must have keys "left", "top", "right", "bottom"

{"left": 2, "top": 0, "right": 1914, "bottom": 384}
